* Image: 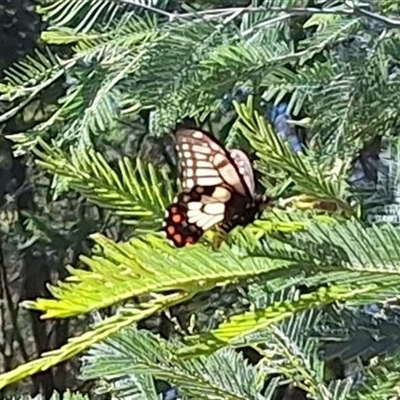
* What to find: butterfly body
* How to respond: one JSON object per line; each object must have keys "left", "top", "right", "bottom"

{"left": 163, "top": 128, "right": 269, "bottom": 247}
{"left": 221, "top": 193, "right": 268, "bottom": 234}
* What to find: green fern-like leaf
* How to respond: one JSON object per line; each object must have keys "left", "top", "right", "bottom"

{"left": 24, "top": 232, "right": 291, "bottom": 319}
{"left": 234, "top": 96, "right": 353, "bottom": 212}
{"left": 81, "top": 326, "right": 267, "bottom": 400}
{"left": 179, "top": 279, "right": 400, "bottom": 358}
{"left": 33, "top": 138, "right": 174, "bottom": 228}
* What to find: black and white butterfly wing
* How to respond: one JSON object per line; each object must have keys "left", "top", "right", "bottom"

{"left": 175, "top": 128, "right": 252, "bottom": 197}
{"left": 163, "top": 128, "right": 258, "bottom": 247}
{"left": 163, "top": 185, "right": 234, "bottom": 247}
{"left": 229, "top": 149, "right": 255, "bottom": 196}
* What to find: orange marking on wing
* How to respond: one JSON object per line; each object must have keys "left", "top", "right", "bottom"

{"left": 173, "top": 233, "right": 183, "bottom": 244}
{"left": 172, "top": 213, "right": 182, "bottom": 223}
{"left": 167, "top": 226, "right": 175, "bottom": 235}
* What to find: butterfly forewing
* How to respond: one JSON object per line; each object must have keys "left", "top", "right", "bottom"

{"left": 176, "top": 128, "right": 251, "bottom": 197}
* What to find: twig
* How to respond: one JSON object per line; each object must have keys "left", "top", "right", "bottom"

{"left": 353, "top": 5, "right": 400, "bottom": 28}
{"left": 241, "top": 14, "right": 293, "bottom": 37}
{"left": 0, "top": 60, "right": 76, "bottom": 125}
{"left": 117, "top": 1, "right": 400, "bottom": 29}
{"left": 0, "top": 235, "right": 30, "bottom": 364}
{"left": 179, "top": 6, "right": 356, "bottom": 19}
{"left": 115, "top": 0, "right": 176, "bottom": 20}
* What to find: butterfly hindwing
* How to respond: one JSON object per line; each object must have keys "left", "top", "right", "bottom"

{"left": 229, "top": 149, "right": 255, "bottom": 195}
{"left": 164, "top": 185, "right": 230, "bottom": 247}
{"left": 164, "top": 201, "right": 203, "bottom": 248}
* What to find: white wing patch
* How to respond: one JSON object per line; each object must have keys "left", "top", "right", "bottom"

{"left": 212, "top": 187, "right": 231, "bottom": 202}
{"left": 188, "top": 202, "right": 202, "bottom": 210}
{"left": 187, "top": 204, "right": 225, "bottom": 231}
{"left": 196, "top": 168, "right": 219, "bottom": 177}
{"left": 192, "top": 145, "right": 211, "bottom": 154}
{"left": 214, "top": 153, "right": 225, "bottom": 165}
{"left": 196, "top": 161, "right": 211, "bottom": 168}
{"left": 204, "top": 203, "right": 225, "bottom": 215}
{"left": 185, "top": 187, "right": 231, "bottom": 231}
{"left": 196, "top": 177, "right": 221, "bottom": 186}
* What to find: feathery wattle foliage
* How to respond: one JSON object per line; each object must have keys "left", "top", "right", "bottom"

{"left": 2, "top": 1, "right": 400, "bottom": 399}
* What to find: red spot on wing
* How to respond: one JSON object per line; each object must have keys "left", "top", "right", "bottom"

{"left": 163, "top": 199, "right": 204, "bottom": 247}
{"left": 172, "top": 213, "right": 182, "bottom": 223}
{"left": 173, "top": 233, "right": 183, "bottom": 244}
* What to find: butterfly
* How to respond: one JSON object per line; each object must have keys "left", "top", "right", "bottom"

{"left": 162, "top": 127, "right": 269, "bottom": 247}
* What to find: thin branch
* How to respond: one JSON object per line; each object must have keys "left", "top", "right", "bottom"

{"left": 0, "top": 234, "right": 30, "bottom": 364}
{"left": 115, "top": 0, "right": 175, "bottom": 20}
{"left": 353, "top": 5, "right": 400, "bottom": 28}
{"left": 179, "top": 6, "right": 356, "bottom": 19}
{"left": 0, "top": 60, "right": 76, "bottom": 125}
{"left": 241, "top": 14, "right": 293, "bottom": 37}
{"left": 118, "top": 1, "right": 400, "bottom": 29}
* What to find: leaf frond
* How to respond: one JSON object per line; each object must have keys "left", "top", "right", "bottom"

{"left": 179, "top": 278, "right": 400, "bottom": 358}
{"left": 33, "top": 138, "right": 174, "bottom": 228}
